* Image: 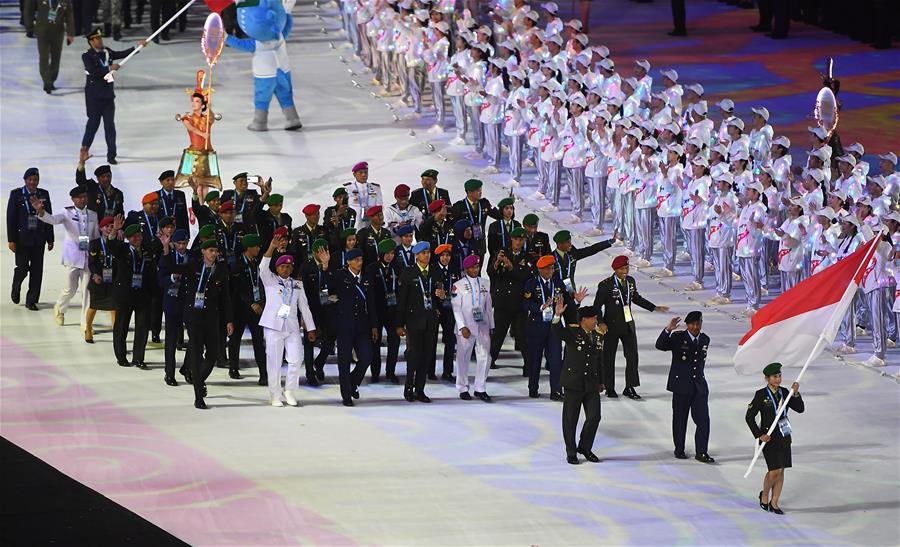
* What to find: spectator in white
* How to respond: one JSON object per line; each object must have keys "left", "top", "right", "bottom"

{"left": 258, "top": 235, "right": 317, "bottom": 407}
{"left": 32, "top": 185, "right": 99, "bottom": 331}
{"left": 451, "top": 254, "right": 495, "bottom": 402}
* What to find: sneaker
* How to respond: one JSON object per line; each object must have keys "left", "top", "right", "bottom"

{"left": 677, "top": 251, "right": 691, "bottom": 262}
{"left": 464, "top": 151, "right": 482, "bottom": 160}
{"left": 761, "top": 288, "right": 769, "bottom": 297}
{"left": 528, "top": 191, "right": 546, "bottom": 200}
{"left": 53, "top": 306, "right": 64, "bottom": 326}
{"left": 855, "top": 326, "right": 868, "bottom": 337}
{"left": 562, "top": 213, "right": 582, "bottom": 224}
{"left": 271, "top": 397, "right": 284, "bottom": 407}
{"left": 631, "top": 258, "right": 651, "bottom": 268}
{"left": 480, "top": 165, "right": 499, "bottom": 175}
{"left": 684, "top": 281, "right": 703, "bottom": 291}
{"left": 449, "top": 137, "right": 466, "bottom": 146}
{"left": 833, "top": 343, "right": 855, "bottom": 354}
{"left": 708, "top": 296, "right": 723, "bottom": 305}
{"left": 658, "top": 268, "right": 674, "bottom": 277}
{"left": 427, "top": 124, "right": 444, "bottom": 134}
{"left": 583, "top": 228, "right": 605, "bottom": 237}
{"left": 888, "top": 339, "right": 897, "bottom": 349}
{"left": 604, "top": 209, "right": 613, "bottom": 221}
{"left": 612, "top": 239, "right": 625, "bottom": 247}
{"left": 506, "top": 178, "right": 520, "bottom": 187}
{"left": 864, "top": 355, "right": 886, "bottom": 367}
{"left": 284, "top": 390, "right": 299, "bottom": 406}
{"left": 539, "top": 204, "right": 559, "bottom": 212}
{"left": 732, "top": 272, "right": 742, "bottom": 281}
{"left": 501, "top": 144, "right": 509, "bottom": 154}
{"left": 718, "top": 297, "right": 731, "bottom": 305}
{"left": 704, "top": 261, "right": 714, "bottom": 273}
{"left": 743, "top": 307, "right": 757, "bottom": 317}
{"left": 524, "top": 159, "right": 536, "bottom": 168}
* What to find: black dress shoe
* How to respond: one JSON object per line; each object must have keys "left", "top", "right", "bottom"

{"left": 668, "top": 29, "right": 687, "bottom": 36}
{"left": 370, "top": 375, "right": 380, "bottom": 384}
{"left": 404, "top": 391, "right": 416, "bottom": 402}
{"left": 441, "top": 373, "right": 455, "bottom": 382}
{"left": 134, "top": 362, "right": 148, "bottom": 370}
{"left": 695, "top": 453, "right": 715, "bottom": 464}
{"left": 342, "top": 399, "right": 354, "bottom": 407}
{"left": 11, "top": 292, "right": 20, "bottom": 304}
{"left": 194, "top": 399, "right": 208, "bottom": 410}
{"left": 578, "top": 449, "right": 600, "bottom": 463}
{"left": 490, "top": 363, "right": 499, "bottom": 369}
{"left": 427, "top": 373, "right": 437, "bottom": 380}
{"left": 768, "top": 505, "right": 784, "bottom": 515}
{"left": 550, "top": 391, "right": 564, "bottom": 401}
{"left": 85, "top": 337, "right": 95, "bottom": 344}
{"left": 474, "top": 391, "right": 492, "bottom": 403}
{"left": 151, "top": 335, "right": 161, "bottom": 344}
{"left": 459, "top": 392, "right": 473, "bottom": 401}
{"left": 315, "top": 367, "right": 325, "bottom": 382}
{"left": 306, "top": 376, "right": 320, "bottom": 387}
{"left": 566, "top": 455, "right": 579, "bottom": 465}
{"left": 624, "top": 387, "right": 642, "bottom": 400}
{"left": 229, "top": 369, "right": 242, "bottom": 380}
{"left": 44, "top": 85, "right": 52, "bottom": 94}
{"left": 386, "top": 373, "right": 399, "bottom": 384}
{"left": 758, "top": 491, "right": 769, "bottom": 511}
{"left": 606, "top": 389, "right": 619, "bottom": 398}
{"left": 201, "top": 384, "right": 208, "bottom": 397}
{"left": 257, "top": 377, "right": 267, "bottom": 386}
{"left": 182, "top": 371, "right": 193, "bottom": 384}
{"left": 352, "top": 386, "right": 360, "bottom": 399}
{"left": 107, "top": 158, "right": 117, "bottom": 165}
{"left": 118, "top": 361, "right": 132, "bottom": 367}
{"left": 165, "top": 376, "right": 178, "bottom": 386}
{"left": 750, "top": 24, "right": 771, "bottom": 32}
{"left": 416, "top": 393, "right": 432, "bottom": 403}
{"left": 529, "top": 390, "right": 540, "bottom": 399}
{"left": 674, "top": 450, "right": 688, "bottom": 459}
{"left": 25, "top": 303, "right": 39, "bottom": 311}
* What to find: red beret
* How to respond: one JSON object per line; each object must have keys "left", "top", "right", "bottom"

{"left": 366, "top": 205, "right": 383, "bottom": 217}
{"left": 218, "top": 200, "right": 235, "bottom": 212}
{"left": 352, "top": 161, "right": 368, "bottom": 173}
{"left": 394, "top": 184, "right": 410, "bottom": 198}
{"left": 302, "top": 204, "right": 320, "bottom": 216}
{"left": 611, "top": 255, "right": 629, "bottom": 269}
{"left": 273, "top": 226, "right": 289, "bottom": 238}
{"left": 536, "top": 255, "right": 555, "bottom": 269}
{"left": 427, "top": 199, "right": 445, "bottom": 213}
{"left": 99, "top": 216, "right": 115, "bottom": 228}
{"left": 434, "top": 243, "right": 453, "bottom": 255}
{"left": 142, "top": 192, "right": 159, "bottom": 205}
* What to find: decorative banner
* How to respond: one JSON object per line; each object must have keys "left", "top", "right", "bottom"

{"left": 202, "top": 12, "right": 226, "bottom": 67}
{"left": 203, "top": 0, "right": 234, "bottom": 14}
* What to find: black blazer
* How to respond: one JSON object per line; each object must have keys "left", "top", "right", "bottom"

{"left": 331, "top": 268, "right": 378, "bottom": 332}
{"left": 745, "top": 386, "right": 804, "bottom": 440}
{"left": 180, "top": 258, "right": 233, "bottom": 325}
{"left": 364, "top": 260, "right": 400, "bottom": 327}
{"left": 6, "top": 187, "right": 53, "bottom": 247}
{"left": 551, "top": 239, "right": 613, "bottom": 289}
{"left": 409, "top": 186, "right": 451, "bottom": 215}
{"left": 592, "top": 275, "right": 656, "bottom": 335}
{"left": 83, "top": 46, "right": 133, "bottom": 101}
{"left": 486, "top": 247, "right": 532, "bottom": 311}
{"left": 553, "top": 320, "right": 603, "bottom": 391}
{"left": 157, "top": 188, "right": 189, "bottom": 231}
{"left": 157, "top": 250, "right": 192, "bottom": 313}
{"left": 655, "top": 329, "right": 710, "bottom": 395}
{"left": 230, "top": 253, "right": 264, "bottom": 312}
{"left": 110, "top": 240, "right": 157, "bottom": 305}
{"left": 299, "top": 259, "right": 335, "bottom": 331}
{"left": 77, "top": 168, "right": 125, "bottom": 218}
{"left": 487, "top": 218, "right": 522, "bottom": 258}
{"left": 523, "top": 231, "right": 551, "bottom": 263}
{"left": 396, "top": 264, "right": 444, "bottom": 331}
{"left": 220, "top": 188, "right": 261, "bottom": 227}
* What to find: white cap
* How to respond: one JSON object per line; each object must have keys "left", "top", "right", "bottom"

{"left": 525, "top": 10, "right": 540, "bottom": 22}
{"left": 751, "top": 106, "right": 770, "bottom": 121}
{"left": 841, "top": 213, "right": 862, "bottom": 228}
{"left": 807, "top": 126, "right": 828, "bottom": 140}
{"left": 806, "top": 148, "right": 828, "bottom": 162}
{"left": 542, "top": 79, "right": 562, "bottom": 92}
{"left": 690, "top": 100, "right": 708, "bottom": 116}
{"left": 639, "top": 137, "right": 659, "bottom": 149}
{"left": 730, "top": 148, "right": 749, "bottom": 162}
{"left": 433, "top": 21, "right": 450, "bottom": 33}
{"left": 726, "top": 117, "right": 745, "bottom": 131}
{"left": 414, "top": 9, "right": 429, "bottom": 21}
{"left": 867, "top": 175, "right": 888, "bottom": 188}
{"left": 626, "top": 127, "right": 643, "bottom": 139}
{"left": 651, "top": 91, "right": 668, "bottom": 103}
{"left": 592, "top": 45, "right": 610, "bottom": 58}
{"left": 568, "top": 72, "right": 585, "bottom": 87}
{"left": 845, "top": 142, "right": 865, "bottom": 156}
{"left": 545, "top": 33, "right": 563, "bottom": 46}
{"left": 686, "top": 135, "right": 705, "bottom": 149}
{"left": 685, "top": 83, "right": 704, "bottom": 96}
{"left": 715, "top": 171, "right": 734, "bottom": 184}
{"left": 574, "top": 53, "right": 592, "bottom": 67}
{"left": 716, "top": 99, "right": 734, "bottom": 112}
{"left": 745, "top": 181, "right": 764, "bottom": 194}
{"left": 836, "top": 154, "right": 857, "bottom": 166}
{"left": 596, "top": 109, "right": 613, "bottom": 122}
{"left": 606, "top": 94, "right": 623, "bottom": 107}
{"left": 663, "top": 122, "right": 682, "bottom": 135}
{"left": 598, "top": 58, "right": 615, "bottom": 71}
{"left": 759, "top": 164, "right": 776, "bottom": 179}
{"left": 883, "top": 211, "right": 900, "bottom": 223}
{"left": 477, "top": 25, "right": 492, "bottom": 36}
{"left": 566, "top": 19, "right": 582, "bottom": 30}
{"left": 692, "top": 156, "right": 710, "bottom": 167}
{"left": 807, "top": 168, "right": 826, "bottom": 183}
{"left": 471, "top": 42, "right": 489, "bottom": 53}
{"left": 660, "top": 68, "right": 679, "bottom": 83}
{"left": 508, "top": 69, "right": 526, "bottom": 81}
{"left": 772, "top": 136, "right": 791, "bottom": 149}
{"left": 489, "top": 57, "right": 507, "bottom": 69}
{"left": 569, "top": 92, "right": 587, "bottom": 108}
{"left": 857, "top": 196, "right": 873, "bottom": 208}
{"left": 574, "top": 33, "right": 589, "bottom": 46}
{"left": 398, "top": 0, "right": 412, "bottom": 8}
{"left": 499, "top": 39, "right": 517, "bottom": 50}
{"left": 816, "top": 208, "right": 837, "bottom": 221}
{"left": 829, "top": 189, "right": 848, "bottom": 202}
{"left": 541, "top": 1, "right": 558, "bottom": 13}
{"left": 712, "top": 143, "right": 729, "bottom": 158}
{"left": 551, "top": 89, "right": 567, "bottom": 102}
{"left": 667, "top": 143, "right": 684, "bottom": 156}
{"left": 878, "top": 152, "right": 898, "bottom": 165}
{"left": 622, "top": 76, "right": 639, "bottom": 91}
{"left": 635, "top": 59, "right": 650, "bottom": 72}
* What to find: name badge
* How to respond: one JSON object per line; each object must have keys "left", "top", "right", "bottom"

{"left": 778, "top": 417, "right": 792, "bottom": 437}
{"left": 623, "top": 305, "right": 633, "bottom": 323}
{"left": 193, "top": 291, "right": 206, "bottom": 309}
{"left": 27, "top": 216, "right": 39, "bottom": 230}
{"left": 47, "top": 5, "right": 58, "bottom": 22}
{"left": 423, "top": 297, "right": 433, "bottom": 311}
{"left": 102, "top": 267, "right": 113, "bottom": 284}
{"left": 78, "top": 235, "right": 90, "bottom": 251}
{"left": 235, "top": 213, "right": 244, "bottom": 224}
{"left": 226, "top": 255, "right": 236, "bottom": 267}
{"left": 319, "top": 288, "right": 329, "bottom": 306}
{"left": 442, "top": 298, "right": 451, "bottom": 310}
{"left": 385, "top": 291, "right": 397, "bottom": 307}
{"left": 252, "top": 286, "right": 261, "bottom": 302}
{"left": 104, "top": 208, "right": 116, "bottom": 218}
{"left": 277, "top": 303, "right": 291, "bottom": 319}
{"left": 542, "top": 306, "right": 553, "bottom": 322}
{"left": 473, "top": 307, "right": 484, "bottom": 323}
{"left": 131, "top": 272, "right": 143, "bottom": 289}
{"left": 563, "top": 278, "right": 574, "bottom": 294}
{"left": 472, "top": 225, "right": 483, "bottom": 239}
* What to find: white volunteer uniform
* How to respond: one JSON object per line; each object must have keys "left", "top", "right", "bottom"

{"left": 451, "top": 273, "right": 494, "bottom": 394}
{"left": 259, "top": 256, "right": 316, "bottom": 400}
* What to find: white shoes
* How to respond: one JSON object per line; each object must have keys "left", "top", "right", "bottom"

{"left": 888, "top": 339, "right": 897, "bottom": 349}
{"left": 583, "top": 228, "right": 605, "bottom": 237}
{"left": 528, "top": 191, "right": 546, "bottom": 200}
{"left": 676, "top": 251, "right": 691, "bottom": 262}
{"left": 480, "top": 165, "right": 499, "bottom": 174}
{"left": 604, "top": 209, "right": 613, "bottom": 221}
{"left": 612, "top": 239, "right": 625, "bottom": 247}
{"left": 53, "top": 306, "right": 64, "bottom": 326}
{"left": 864, "top": 355, "right": 886, "bottom": 367}
{"left": 562, "top": 213, "right": 582, "bottom": 224}
{"left": 684, "top": 281, "right": 703, "bottom": 291}
{"left": 284, "top": 390, "right": 299, "bottom": 407}
{"left": 464, "top": 151, "right": 482, "bottom": 160}
{"left": 539, "top": 204, "right": 559, "bottom": 212}
{"left": 506, "top": 178, "right": 520, "bottom": 187}
{"left": 658, "top": 267, "right": 674, "bottom": 277}
{"left": 742, "top": 307, "right": 757, "bottom": 317}
{"left": 427, "top": 124, "right": 444, "bottom": 134}
{"left": 833, "top": 343, "right": 855, "bottom": 355}
{"left": 704, "top": 261, "right": 714, "bottom": 273}
{"left": 732, "top": 272, "right": 742, "bottom": 281}
{"left": 403, "top": 112, "right": 422, "bottom": 120}
{"left": 855, "top": 326, "right": 868, "bottom": 337}
{"left": 761, "top": 288, "right": 769, "bottom": 297}
{"left": 271, "top": 397, "right": 284, "bottom": 407}
{"left": 524, "top": 158, "right": 536, "bottom": 168}
{"left": 501, "top": 144, "right": 509, "bottom": 154}
{"left": 710, "top": 296, "right": 731, "bottom": 305}
{"left": 449, "top": 137, "right": 466, "bottom": 146}
{"left": 631, "top": 258, "right": 651, "bottom": 268}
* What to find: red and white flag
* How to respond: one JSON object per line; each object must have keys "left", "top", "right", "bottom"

{"left": 733, "top": 234, "right": 882, "bottom": 375}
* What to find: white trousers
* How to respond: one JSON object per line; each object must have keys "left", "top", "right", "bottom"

{"left": 431, "top": 80, "right": 446, "bottom": 125}
{"left": 685, "top": 228, "right": 706, "bottom": 284}
{"left": 56, "top": 265, "right": 90, "bottom": 329}
{"left": 543, "top": 159, "right": 561, "bottom": 205}
{"left": 864, "top": 289, "right": 886, "bottom": 359}
{"left": 455, "top": 326, "right": 491, "bottom": 393}
{"left": 264, "top": 327, "right": 302, "bottom": 399}
{"left": 467, "top": 106, "right": 484, "bottom": 152}
{"left": 622, "top": 193, "right": 636, "bottom": 250}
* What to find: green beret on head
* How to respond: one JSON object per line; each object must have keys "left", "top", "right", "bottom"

{"left": 242, "top": 234, "right": 261, "bottom": 248}
{"left": 498, "top": 197, "right": 515, "bottom": 208}
{"left": 763, "top": 363, "right": 782, "bottom": 377}
{"left": 200, "top": 239, "right": 218, "bottom": 250}
{"left": 421, "top": 169, "right": 439, "bottom": 179}
{"left": 123, "top": 224, "right": 141, "bottom": 238}
{"left": 510, "top": 227, "right": 526, "bottom": 238}
{"left": 333, "top": 187, "right": 348, "bottom": 198}
{"left": 267, "top": 194, "right": 283, "bottom": 206}
{"left": 463, "top": 178, "right": 483, "bottom": 192}
{"left": 523, "top": 213, "right": 539, "bottom": 226}
{"left": 553, "top": 230, "right": 571, "bottom": 244}
{"left": 198, "top": 224, "right": 216, "bottom": 238}
{"left": 341, "top": 228, "right": 356, "bottom": 239}
{"left": 312, "top": 238, "right": 329, "bottom": 252}
{"left": 232, "top": 172, "right": 248, "bottom": 181}
{"left": 377, "top": 239, "right": 397, "bottom": 255}
{"left": 205, "top": 190, "right": 220, "bottom": 203}
{"left": 159, "top": 216, "right": 175, "bottom": 228}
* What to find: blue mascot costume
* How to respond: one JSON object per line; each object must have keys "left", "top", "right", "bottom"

{"left": 225, "top": 0, "right": 302, "bottom": 131}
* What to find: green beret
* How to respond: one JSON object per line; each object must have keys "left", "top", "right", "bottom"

{"left": 553, "top": 230, "right": 571, "bottom": 243}
{"left": 267, "top": 194, "right": 283, "bottom": 206}
{"left": 464, "top": 179, "right": 483, "bottom": 192}
{"left": 421, "top": 169, "right": 439, "bottom": 179}
{"left": 123, "top": 224, "right": 141, "bottom": 237}
{"left": 204, "top": 191, "right": 220, "bottom": 203}
{"left": 333, "top": 187, "right": 348, "bottom": 198}
{"left": 498, "top": 197, "right": 515, "bottom": 208}
{"left": 242, "top": 234, "right": 261, "bottom": 248}
{"left": 198, "top": 224, "right": 216, "bottom": 238}
{"left": 159, "top": 216, "right": 175, "bottom": 228}
{"left": 523, "top": 213, "right": 539, "bottom": 226}
{"left": 340, "top": 228, "right": 356, "bottom": 239}
{"left": 377, "top": 239, "right": 397, "bottom": 255}
{"left": 312, "top": 238, "right": 329, "bottom": 252}
{"left": 510, "top": 227, "right": 526, "bottom": 238}
{"left": 200, "top": 239, "right": 218, "bottom": 250}
{"left": 232, "top": 172, "right": 248, "bottom": 181}
{"left": 763, "top": 363, "right": 782, "bottom": 376}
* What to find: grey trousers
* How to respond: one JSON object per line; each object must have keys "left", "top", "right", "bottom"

{"left": 611, "top": 188, "right": 624, "bottom": 239}
{"left": 484, "top": 122, "right": 501, "bottom": 168}
{"left": 837, "top": 294, "right": 858, "bottom": 348}
{"left": 635, "top": 207, "right": 656, "bottom": 262}
{"left": 407, "top": 67, "right": 424, "bottom": 113}
{"left": 535, "top": 151, "right": 548, "bottom": 194}
{"left": 588, "top": 174, "right": 608, "bottom": 229}
{"left": 864, "top": 289, "right": 887, "bottom": 359}
{"left": 544, "top": 160, "right": 561, "bottom": 205}
{"left": 565, "top": 166, "right": 586, "bottom": 215}
{"left": 508, "top": 134, "right": 524, "bottom": 180}
{"left": 450, "top": 96, "right": 467, "bottom": 139}
{"left": 711, "top": 246, "right": 733, "bottom": 298}
{"left": 658, "top": 216, "right": 678, "bottom": 271}
{"left": 685, "top": 228, "right": 706, "bottom": 285}
{"left": 431, "top": 80, "right": 445, "bottom": 125}
{"left": 467, "top": 106, "right": 484, "bottom": 152}
{"left": 780, "top": 270, "right": 801, "bottom": 293}
{"left": 739, "top": 256, "right": 762, "bottom": 309}
{"left": 623, "top": 193, "right": 636, "bottom": 251}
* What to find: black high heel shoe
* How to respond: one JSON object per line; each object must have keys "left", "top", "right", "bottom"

{"left": 768, "top": 504, "right": 784, "bottom": 515}
{"left": 758, "top": 491, "right": 769, "bottom": 511}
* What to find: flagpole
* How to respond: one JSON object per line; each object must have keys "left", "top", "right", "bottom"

{"left": 742, "top": 231, "right": 884, "bottom": 478}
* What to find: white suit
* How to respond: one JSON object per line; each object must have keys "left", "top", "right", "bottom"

{"left": 451, "top": 274, "right": 494, "bottom": 394}
{"left": 38, "top": 206, "right": 99, "bottom": 328}
{"left": 259, "top": 256, "right": 316, "bottom": 400}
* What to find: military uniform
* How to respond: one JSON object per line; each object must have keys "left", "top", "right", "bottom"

{"left": 434, "top": 260, "right": 458, "bottom": 379}
{"left": 221, "top": 188, "right": 261, "bottom": 226}
{"left": 78, "top": 166, "right": 124, "bottom": 218}
{"left": 487, "top": 246, "right": 532, "bottom": 368}
{"left": 745, "top": 384, "right": 805, "bottom": 470}
{"left": 522, "top": 274, "right": 572, "bottom": 397}
{"left": 450, "top": 196, "right": 501, "bottom": 253}
{"left": 110, "top": 238, "right": 156, "bottom": 367}
{"left": 256, "top": 211, "right": 292, "bottom": 252}
{"left": 23, "top": 0, "right": 75, "bottom": 92}
{"left": 357, "top": 223, "right": 392, "bottom": 266}
{"left": 396, "top": 260, "right": 445, "bottom": 401}
{"left": 655, "top": 327, "right": 711, "bottom": 457}
{"left": 229, "top": 251, "right": 267, "bottom": 382}
{"left": 7, "top": 183, "right": 54, "bottom": 308}
{"left": 418, "top": 214, "right": 454, "bottom": 249}
{"left": 81, "top": 37, "right": 136, "bottom": 162}
{"left": 291, "top": 222, "right": 328, "bottom": 263}
{"left": 342, "top": 179, "right": 383, "bottom": 230}
{"left": 157, "top": 187, "right": 189, "bottom": 231}
{"left": 322, "top": 205, "right": 357, "bottom": 248}
{"left": 523, "top": 229, "right": 551, "bottom": 263}
{"left": 365, "top": 255, "right": 401, "bottom": 382}
{"left": 487, "top": 218, "right": 521, "bottom": 259}
{"left": 552, "top": 316, "right": 603, "bottom": 460}
{"left": 451, "top": 270, "right": 494, "bottom": 398}
{"left": 551, "top": 239, "right": 613, "bottom": 294}
{"left": 331, "top": 266, "right": 378, "bottom": 404}
{"left": 157, "top": 246, "right": 190, "bottom": 383}
{"left": 409, "top": 186, "right": 451, "bottom": 216}
{"left": 299, "top": 257, "right": 336, "bottom": 383}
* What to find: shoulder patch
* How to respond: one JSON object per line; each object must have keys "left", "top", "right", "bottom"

{"left": 524, "top": 292, "right": 531, "bottom": 299}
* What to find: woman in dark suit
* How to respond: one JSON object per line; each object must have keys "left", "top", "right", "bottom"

{"left": 745, "top": 362, "right": 805, "bottom": 515}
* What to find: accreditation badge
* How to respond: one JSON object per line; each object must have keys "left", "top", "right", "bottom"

{"left": 193, "top": 292, "right": 206, "bottom": 309}
{"left": 778, "top": 417, "right": 792, "bottom": 437}
{"left": 623, "top": 305, "right": 633, "bottom": 323}
{"left": 277, "top": 303, "right": 291, "bottom": 319}
{"left": 102, "top": 267, "right": 113, "bottom": 284}
{"left": 78, "top": 235, "right": 90, "bottom": 251}
{"left": 131, "top": 273, "right": 143, "bottom": 289}
{"left": 473, "top": 307, "right": 484, "bottom": 323}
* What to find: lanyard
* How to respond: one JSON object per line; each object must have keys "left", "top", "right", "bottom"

{"left": 143, "top": 211, "right": 156, "bottom": 236}
{"left": 354, "top": 181, "right": 370, "bottom": 212}
{"left": 556, "top": 250, "right": 572, "bottom": 280}
{"left": 317, "top": 265, "right": 327, "bottom": 290}
{"left": 537, "top": 276, "right": 552, "bottom": 302}
{"left": 380, "top": 264, "right": 396, "bottom": 292}
{"left": 766, "top": 387, "right": 787, "bottom": 415}
{"left": 279, "top": 278, "right": 293, "bottom": 305}
{"left": 235, "top": 192, "right": 246, "bottom": 214}
{"left": 421, "top": 188, "right": 432, "bottom": 208}
{"left": 614, "top": 276, "right": 630, "bottom": 307}
{"left": 100, "top": 189, "right": 116, "bottom": 212}
{"left": 352, "top": 274, "right": 366, "bottom": 300}
{"left": 130, "top": 245, "right": 145, "bottom": 274}
{"left": 465, "top": 199, "right": 482, "bottom": 227}
{"left": 400, "top": 248, "right": 410, "bottom": 267}
{"left": 243, "top": 255, "right": 259, "bottom": 292}
{"left": 176, "top": 251, "right": 186, "bottom": 265}
{"left": 417, "top": 270, "right": 432, "bottom": 300}
{"left": 198, "top": 263, "right": 214, "bottom": 293}
{"left": 22, "top": 188, "right": 35, "bottom": 214}
{"left": 75, "top": 207, "right": 88, "bottom": 236}
{"left": 500, "top": 220, "right": 509, "bottom": 248}
{"left": 99, "top": 237, "right": 112, "bottom": 266}
{"left": 223, "top": 229, "right": 237, "bottom": 254}
{"left": 465, "top": 276, "right": 481, "bottom": 309}
{"left": 160, "top": 190, "right": 174, "bottom": 217}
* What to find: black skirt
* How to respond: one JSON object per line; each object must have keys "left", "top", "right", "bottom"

{"left": 762, "top": 435, "right": 792, "bottom": 471}
{"left": 88, "top": 281, "right": 116, "bottom": 311}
